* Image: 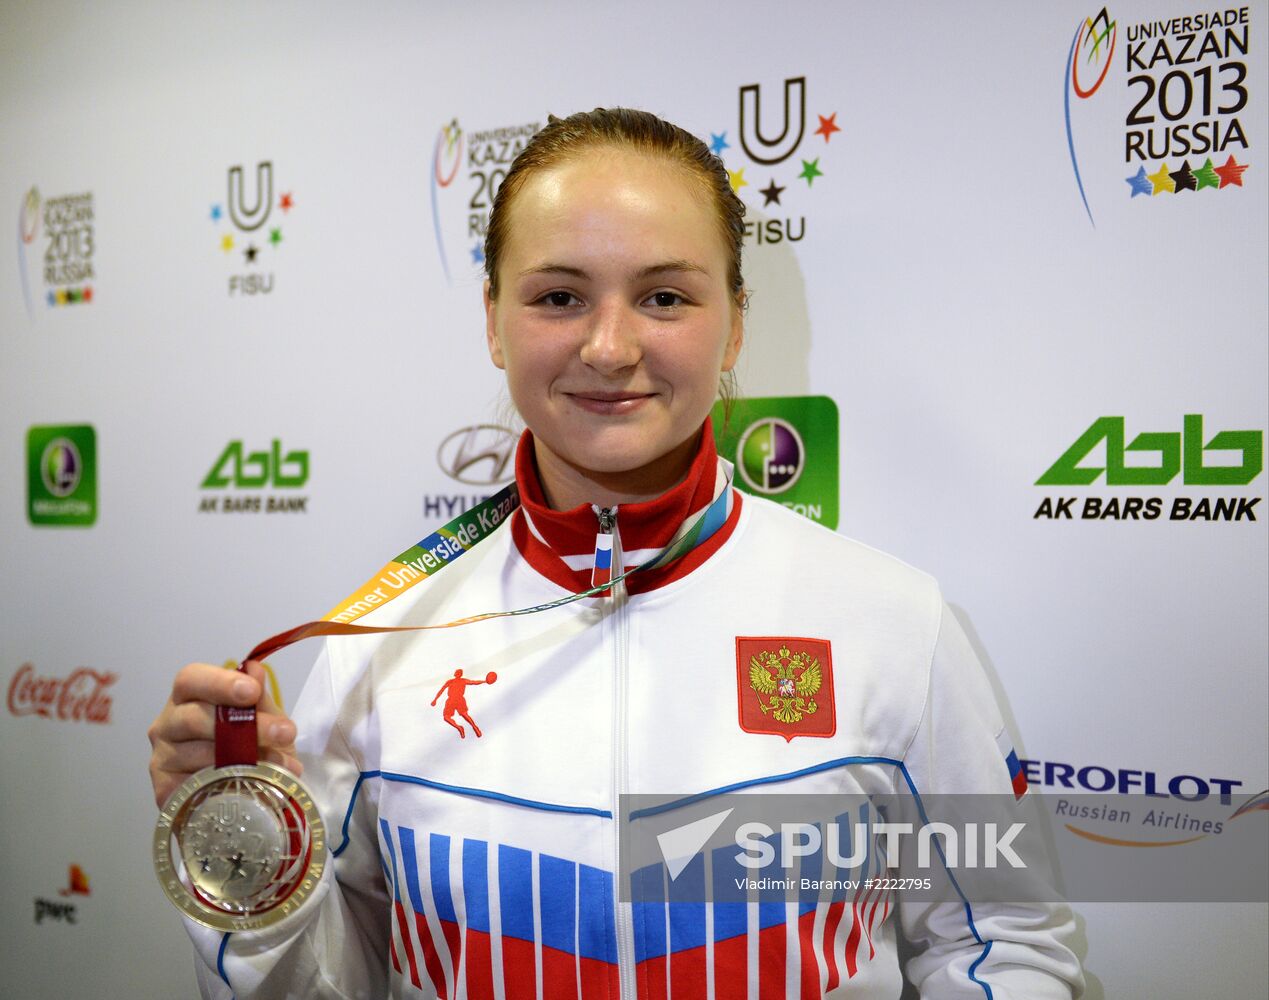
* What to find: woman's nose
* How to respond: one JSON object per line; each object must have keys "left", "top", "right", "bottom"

{"left": 578, "top": 300, "right": 642, "bottom": 374}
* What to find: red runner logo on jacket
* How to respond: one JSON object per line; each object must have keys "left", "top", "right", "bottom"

{"left": 736, "top": 637, "right": 835, "bottom": 741}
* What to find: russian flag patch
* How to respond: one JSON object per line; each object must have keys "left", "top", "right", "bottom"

{"left": 591, "top": 531, "right": 613, "bottom": 591}
{"left": 996, "top": 730, "right": 1028, "bottom": 800}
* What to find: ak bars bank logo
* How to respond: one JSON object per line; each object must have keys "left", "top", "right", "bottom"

{"left": 209, "top": 161, "right": 296, "bottom": 295}
{"left": 1065, "top": 6, "right": 1253, "bottom": 225}
{"left": 1033, "top": 414, "right": 1264, "bottom": 522}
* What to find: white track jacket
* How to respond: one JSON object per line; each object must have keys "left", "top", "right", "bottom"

{"left": 186, "top": 429, "right": 1083, "bottom": 999}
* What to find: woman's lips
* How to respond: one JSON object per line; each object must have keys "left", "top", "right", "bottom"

{"left": 566, "top": 391, "right": 655, "bottom": 415}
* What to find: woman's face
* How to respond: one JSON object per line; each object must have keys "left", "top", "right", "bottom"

{"left": 485, "top": 148, "right": 742, "bottom": 503}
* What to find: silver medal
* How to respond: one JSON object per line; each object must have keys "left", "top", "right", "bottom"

{"left": 154, "top": 762, "right": 325, "bottom": 931}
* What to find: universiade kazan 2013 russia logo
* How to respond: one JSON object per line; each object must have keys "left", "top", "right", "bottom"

{"left": 429, "top": 116, "right": 540, "bottom": 285}
{"left": 1065, "top": 6, "right": 1253, "bottom": 226}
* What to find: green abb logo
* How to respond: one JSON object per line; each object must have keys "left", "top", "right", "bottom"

{"left": 201, "top": 440, "right": 309, "bottom": 489}
{"left": 1038, "top": 415, "right": 1263, "bottom": 486}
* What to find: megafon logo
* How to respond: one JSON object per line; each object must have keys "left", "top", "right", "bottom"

{"left": 712, "top": 75, "right": 841, "bottom": 246}
{"left": 430, "top": 115, "right": 540, "bottom": 284}
{"left": 1033, "top": 415, "right": 1264, "bottom": 521}
{"left": 737, "top": 419, "right": 805, "bottom": 494}
{"left": 713, "top": 396, "right": 839, "bottom": 528}
{"left": 27, "top": 424, "right": 97, "bottom": 527}
{"left": 209, "top": 161, "right": 295, "bottom": 296}
{"left": 198, "top": 440, "right": 310, "bottom": 514}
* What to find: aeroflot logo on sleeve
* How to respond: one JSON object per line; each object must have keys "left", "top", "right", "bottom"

{"left": 1033, "top": 414, "right": 1263, "bottom": 521}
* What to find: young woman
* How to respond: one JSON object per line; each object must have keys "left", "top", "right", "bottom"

{"left": 149, "top": 109, "right": 1083, "bottom": 999}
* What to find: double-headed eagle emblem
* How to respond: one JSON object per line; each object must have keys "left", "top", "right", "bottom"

{"left": 748, "top": 645, "right": 822, "bottom": 725}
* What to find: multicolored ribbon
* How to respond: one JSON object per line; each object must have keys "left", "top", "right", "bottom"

{"left": 215, "top": 475, "right": 733, "bottom": 766}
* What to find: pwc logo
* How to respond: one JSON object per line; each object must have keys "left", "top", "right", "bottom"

{"left": 35, "top": 865, "right": 91, "bottom": 925}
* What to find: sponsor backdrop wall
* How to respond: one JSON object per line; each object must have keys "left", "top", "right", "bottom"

{"left": 2, "top": 1, "right": 1265, "bottom": 996}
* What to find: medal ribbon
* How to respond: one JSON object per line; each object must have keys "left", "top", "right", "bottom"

{"left": 215, "top": 473, "right": 734, "bottom": 766}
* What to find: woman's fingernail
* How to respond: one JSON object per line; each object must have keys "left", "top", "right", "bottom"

{"left": 233, "top": 678, "right": 255, "bottom": 700}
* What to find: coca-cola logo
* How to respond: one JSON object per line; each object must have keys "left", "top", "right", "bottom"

{"left": 7, "top": 664, "right": 115, "bottom": 724}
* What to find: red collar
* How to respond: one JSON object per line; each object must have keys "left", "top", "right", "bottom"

{"left": 509, "top": 420, "right": 742, "bottom": 595}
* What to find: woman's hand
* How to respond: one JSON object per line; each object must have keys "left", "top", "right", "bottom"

{"left": 147, "top": 660, "right": 301, "bottom": 809}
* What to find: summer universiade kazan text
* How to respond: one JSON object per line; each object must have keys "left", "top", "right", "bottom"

{"left": 330, "top": 491, "right": 517, "bottom": 624}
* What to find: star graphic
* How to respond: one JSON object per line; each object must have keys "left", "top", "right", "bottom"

{"left": 55, "top": 288, "right": 67, "bottom": 305}
{"left": 1147, "top": 161, "right": 1175, "bottom": 195}
{"left": 814, "top": 112, "right": 841, "bottom": 142}
{"left": 210, "top": 204, "right": 222, "bottom": 223}
{"left": 244, "top": 244, "right": 259, "bottom": 263}
{"left": 220, "top": 233, "right": 235, "bottom": 252}
{"left": 279, "top": 192, "right": 294, "bottom": 212}
{"left": 269, "top": 227, "right": 282, "bottom": 246}
{"left": 67, "top": 288, "right": 79, "bottom": 303}
{"left": 46, "top": 290, "right": 55, "bottom": 307}
{"left": 798, "top": 158, "right": 823, "bottom": 186}
{"left": 759, "top": 178, "right": 785, "bottom": 206}
{"left": 82, "top": 286, "right": 93, "bottom": 303}
{"left": 1194, "top": 158, "right": 1220, "bottom": 191}
{"left": 1126, "top": 166, "right": 1153, "bottom": 197}
{"left": 727, "top": 167, "right": 748, "bottom": 193}
{"left": 1214, "top": 154, "right": 1249, "bottom": 188}
{"left": 1169, "top": 160, "right": 1197, "bottom": 193}
{"left": 470, "top": 242, "right": 484, "bottom": 264}
{"left": 709, "top": 132, "right": 729, "bottom": 156}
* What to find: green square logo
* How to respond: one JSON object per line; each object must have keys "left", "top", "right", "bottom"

{"left": 712, "top": 395, "right": 839, "bottom": 528}
{"left": 27, "top": 424, "right": 97, "bottom": 527}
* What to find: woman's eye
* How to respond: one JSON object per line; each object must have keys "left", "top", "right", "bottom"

{"left": 648, "top": 291, "right": 683, "bottom": 308}
{"left": 541, "top": 291, "right": 577, "bottom": 308}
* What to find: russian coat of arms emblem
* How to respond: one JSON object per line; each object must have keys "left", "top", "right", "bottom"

{"left": 735, "top": 637, "right": 835, "bottom": 741}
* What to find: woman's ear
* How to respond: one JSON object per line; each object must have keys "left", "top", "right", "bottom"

{"left": 722, "top": 298, "right": 744, "bottom": 372}
{"left": 484, "top": 280, "right": 505, "bottom": 369}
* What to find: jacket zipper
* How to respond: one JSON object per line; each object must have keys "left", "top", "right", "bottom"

{"left": 598, "top": 505, "right": 637, "bottom": 998}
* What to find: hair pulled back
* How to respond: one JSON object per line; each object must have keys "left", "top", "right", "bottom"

{"left": 483, "top": 108, "right": 746, "bottom": 306}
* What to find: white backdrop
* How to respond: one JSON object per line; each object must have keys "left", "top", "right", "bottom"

{"left": 2, "top": 1, "right": 1266, "bottom": 997}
